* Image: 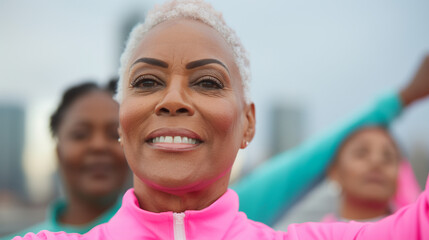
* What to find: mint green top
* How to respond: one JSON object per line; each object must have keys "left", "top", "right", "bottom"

{"left": 231, "top": 91, "right": 402, "bottom": 226}
{"left": 2, "top": 199, "right": 121, "bottom": 239}
{"left": 3, "top": 91, "right": 401, "bottom": 238}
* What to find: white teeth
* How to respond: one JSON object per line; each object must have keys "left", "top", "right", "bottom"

{"left": 165, "top": 136, "right": 173, "bottom": 143}
{"left": 151, "top": 136, "right": 199, "bottom": 144}
{"left": 173, "top": 136, "right": 181, "bottom": 143}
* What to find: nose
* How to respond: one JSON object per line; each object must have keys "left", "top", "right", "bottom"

{"left": 369, "top": 151, "right": 386, "bottom": 167}
{"left": 89, "top": 132, "right": 110, "bottom": 152}
{"left": 155, "top": 85, "right": 194, "bottom": 116}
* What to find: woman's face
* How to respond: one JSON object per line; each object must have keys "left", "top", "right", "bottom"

{"left": 329, "top": 127, "right": 400, "bottom": 202}
{"left": 57, "top": 91, "right": 129, "bottom": 199}
{"left": 119, "top": 19, "right": 255, "bottom": 194}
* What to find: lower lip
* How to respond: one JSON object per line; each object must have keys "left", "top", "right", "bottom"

{"left": 147, "top": 142, "right": 201, "bottom": 152}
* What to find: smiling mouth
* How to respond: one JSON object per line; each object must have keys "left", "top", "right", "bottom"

{"left": 149, "top": 136, "right": 202, "bottom": 144}
{"left": 147, "top": 135, "right": 203, "bottom": 151}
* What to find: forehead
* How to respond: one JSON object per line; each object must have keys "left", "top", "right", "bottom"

{"left": 63, "top": 91, "right": 119, "bottom": 123}
{"left": 344, "top": 127, "right": 397, "bottom": 149}
{"left": 129, "top": 19, "right": 237, "bottom": 71}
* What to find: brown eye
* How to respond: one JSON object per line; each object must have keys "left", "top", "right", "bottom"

{"left": 193, "top": 76, "right": 224, "bottom": 90}
{"left": 131, "top": 75, "right": 164, "bottom": 90}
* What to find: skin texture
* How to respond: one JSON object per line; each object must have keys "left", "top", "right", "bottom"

{"left": 118, "top": 19, "right": 256, "bottom": 213}
{"left": 56, "top": 90, "right": 129, "bottom": 225}
{"left": 329, "top": 127, "right": 400, "bottom": 220}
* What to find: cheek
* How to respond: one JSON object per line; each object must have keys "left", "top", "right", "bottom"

{"left": 119, "top": 98, "right": 153, "bottom": 141}
{"left": 57, "top": 142, "right": 85, "bottom": 185}
{"left": 198, "top": 97, "right": 242, "bottom": 140}
{"left": 337, "top": 159, "right": 367, "bottom": 189}
{"left": 202, "top": 98, "right": 243, "bottom": 173}
{"left": 119, "top": 97, "right": 158, "bottom": 174}
{"left": 339, "top": 159, "right": 365, "bottom": 178}
{"left": 385, "top": 164, "right": 399, "bottom": 187}
{"left": 57, "top": 141, "right": 83, "bottom": 167}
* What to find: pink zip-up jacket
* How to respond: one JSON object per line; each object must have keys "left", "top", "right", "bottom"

{"left": 14, "top": 175, "right": 429, "bottom": 240}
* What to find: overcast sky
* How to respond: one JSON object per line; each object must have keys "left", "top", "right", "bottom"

{"left": 1, "top": 0, "right": 429, "bottom": 177}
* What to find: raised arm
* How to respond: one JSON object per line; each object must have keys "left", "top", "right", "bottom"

{"left": 232, "top": 54, "right": 429, "bottom": 226}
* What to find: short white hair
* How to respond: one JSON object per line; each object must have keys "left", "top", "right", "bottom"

{"left": 115, "top": 0, "right": 251, "bottom": 103}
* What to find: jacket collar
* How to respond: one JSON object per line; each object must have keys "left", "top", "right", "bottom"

{"left": 106, "top": 188, "right": 239, "bottom": 239}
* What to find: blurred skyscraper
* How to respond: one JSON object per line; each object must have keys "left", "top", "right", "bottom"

{"left": 270, "top": 104, "right": 305, "bottom": 156}
{"left": 0, "top": 104, "right": 26, "bottom": 199}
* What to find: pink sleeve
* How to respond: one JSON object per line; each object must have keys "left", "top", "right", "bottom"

{"left": 392, "top": 159, "right": 421, "bottom": 210}
{"left": 287, "top": 175, "right": 429, "bottom": 240}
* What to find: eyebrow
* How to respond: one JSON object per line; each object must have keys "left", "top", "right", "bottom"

{"left": 131, "top": 57, "right": 169, "bottom": 69}
{"left": 186, "top": 58, "right": 229, "bottom": 73}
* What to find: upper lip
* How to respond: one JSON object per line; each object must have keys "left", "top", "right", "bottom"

{"left": 145, "top": 128, "right": 203, "bottom": 142}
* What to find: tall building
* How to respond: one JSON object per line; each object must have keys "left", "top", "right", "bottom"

{"left": 270, "top": 104, "right": 305, "bottom": 156}
{"left": 0, "top": 104, "right": 26, "bottom": 198}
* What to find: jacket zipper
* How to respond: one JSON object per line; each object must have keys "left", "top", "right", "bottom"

{"left": 173, "top": 212, "right": 186, "bottom": 240}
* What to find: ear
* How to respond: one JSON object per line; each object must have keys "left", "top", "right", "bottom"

{"left": 240, "top": 102, "right": 256, "bottom": 149}
{"left": 117, "top": 126, "right": 124, "bottom": 148}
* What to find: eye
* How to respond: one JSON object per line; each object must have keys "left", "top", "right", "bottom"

{"left": 70, "top": 130, "right": 90, "bottom": 141}
{"left": 130, "top": 75, "right": 164, "bottom": 89}
{"left": 193, "top": 76, "right": 224, "bottom": 90}
{"left": 353, "top": 147, "right": 368, "bottom": 158}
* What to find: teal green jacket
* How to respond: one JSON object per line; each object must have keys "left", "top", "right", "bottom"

{"left": 2, "top": 91, "right": 401, "bottom": 238}
{"left": 2, "top": 199, "right": 121, "bottom": 239}
{"left": 231, "top": 91, "right": 402, "bottom": 226}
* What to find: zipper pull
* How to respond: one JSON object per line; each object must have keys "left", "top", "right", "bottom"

{"left": 173, "top": 212, "right": 186, "bottom": 240}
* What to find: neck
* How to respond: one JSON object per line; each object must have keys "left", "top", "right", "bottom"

{"left": 59, "top": 191, "right": 117, "bottom": 225}
{"left": 133, "top": 173, "right": 230, "bottom": 213}
{"left": 340, "top": 194, "right": 390, "bottom": 220}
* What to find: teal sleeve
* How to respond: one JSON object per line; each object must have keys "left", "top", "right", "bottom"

{"left": 1, "top": 199, "right": 121, "bottom": 239}
{"left": 0, "top": 222, "right": 53, "bottom": 240}
{"left": 230, "top": 91, "right": 403, "bottom": 226}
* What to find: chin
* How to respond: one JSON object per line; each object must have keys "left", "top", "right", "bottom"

{"left": 84, "top": 184, "right": 120, "bottom": 198}
{"left": 359, "top": 191, "right": 391, "bottom": 203}
{"left": 139, "top": 172, "right": 216, "bottom": 195}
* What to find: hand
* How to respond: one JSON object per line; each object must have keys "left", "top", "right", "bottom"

{"left": 400, "top": 54, "right": 429, "bottom": 107}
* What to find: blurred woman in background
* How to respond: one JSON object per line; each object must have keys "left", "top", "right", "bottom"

{"left": 4, "top": 80, "right": 130, "bottom": 239}
{"left": 324, "top": 126, "right": 420, "bottom": 222}
{"left": 325, "top": 56, "right": 429, "bottom": 223}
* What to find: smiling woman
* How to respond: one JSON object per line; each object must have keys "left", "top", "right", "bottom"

{"left": 13, "top": 0, "right": 429, "bottom": 239}
{"left": 118, "top": 18, "right": 255, "bottom": 208}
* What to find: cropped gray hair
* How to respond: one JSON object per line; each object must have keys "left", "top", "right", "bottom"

{"left": 115, "top": 0, "right": 251, "bottom": 103}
